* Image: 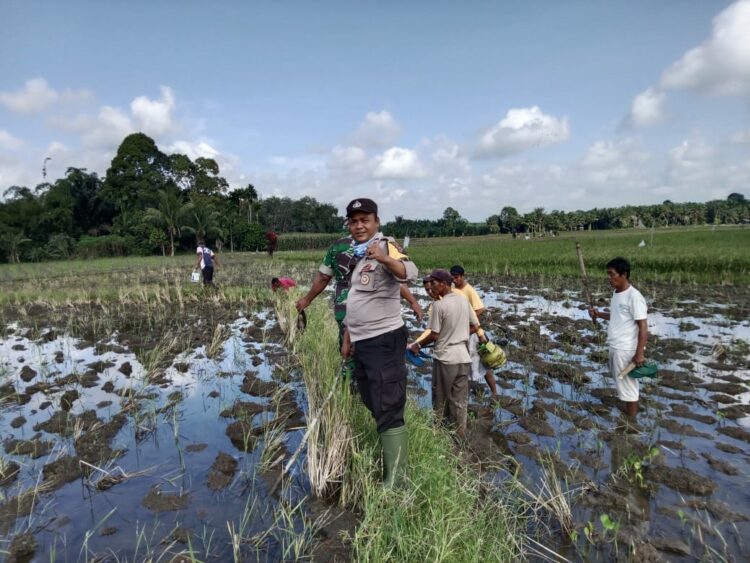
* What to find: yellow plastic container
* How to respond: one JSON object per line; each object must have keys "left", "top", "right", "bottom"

{"left": 478, "top": 341, "right": 507, "bottom": 369}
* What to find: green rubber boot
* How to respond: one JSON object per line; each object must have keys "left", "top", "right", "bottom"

{"left": 380, "top": 425, "right": 408, "bottom": 489}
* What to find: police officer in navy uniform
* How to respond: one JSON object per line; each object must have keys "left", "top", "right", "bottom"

{"left": 340, "top": 198, "right": 418, "bottom": 488}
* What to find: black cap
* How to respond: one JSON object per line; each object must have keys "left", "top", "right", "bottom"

{"left": 422, "top": 274, "right": 434, "bottom": 284}
{"left": 346, "top": 198, "right": 378, "bottom": 218}
{"left": 449, "top": 265, "right": 465, "bottom": 276}
{"left": 430, "top": 269, "right": 453, "bottom": 284}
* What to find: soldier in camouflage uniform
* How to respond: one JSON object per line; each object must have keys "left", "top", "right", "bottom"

{"left": 296, "top": 234, "right": 359, "bottom": 376}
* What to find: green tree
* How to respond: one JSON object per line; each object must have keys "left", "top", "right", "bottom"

{"left": 142, "top": 188, "right": 192, "bottom": 256}
{"left": 229, "top": 184, "right": 260, "bottom": 224}
{"left": 193, "top": 157, "right": 229, "bottom": 196}
{"left": 101, "top": 133, "right": 169, "bottom": 212}
{"left": 0, "top": 227, "right": 31, "bottom": 263}
{"left": 486, "top": 214, "right": 501, "bottom": 234}
{"left": 499, "top": 206, "right": 520, "bottom": 233}
{"left": 183, "top": 198, "right": 224, "bottom": 243}
{"left": 441, "top": 207, "right": 466, "bottom": 236}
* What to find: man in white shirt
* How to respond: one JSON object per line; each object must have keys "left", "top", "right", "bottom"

{"left": 588, "top": 257, "right": 648, "bottom": 419}
{"left": 194, "top": 240, "right": 220, "bottom": 287}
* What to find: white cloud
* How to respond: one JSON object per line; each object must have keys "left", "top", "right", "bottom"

{"left": 131, "top": 86, "right": 176, "bottom": 137}
{"left": 0, "top": 77, "right": 93, "bottom": 115}
{"left": 579, "top": 138, "right": 651, "bottom": 189}
{"left": 428, "top": 136, "right": 471, "bottom": 177}
{"left": 81, "top": 106, "right": 135, "bottom": 148}
{"left": 730, "top": 127, "right": 750, "bottom": 143}
{"left": 0, "top": 130, "right": 25, "bottom": 151}
{"left": 627, "top": 87, "right": 665, "bottom": 127}
{"left": 669, "top": 139, "right": 714, "bottom": 166}
{"left": 475, "top": 106, "right": 570, "bottom": 157}
{"left": 352, "top": 110, "right": 401, "bottom": 148}
{"left": 218, "top": 130, "right": 750, "bottom": 221}
{"left": 446, "top": 178, "right": 471, "bottom": 201}
{"left": 622, "top": 1, "right": 750, "bottom": 132}
{"left": 60, "top": 88, "right": 95, "bottom": 106}
{"left": 0, "top": 152, "right": 30, "bottom": 190}
{"left": 373, "top": 147, "right": 426, "bottom": 179}
{"left": 47, "top": 106, "right": 134, "bottom": 150}
{"left": 168, "top": 140, "right": 219, "bottom": 161}
{"left": 328, "top": 145, "right": 368, "bottom": 170}
{"left": 0, "top": 78, "right": 59, "bottom": 114}
{"left": 47, "top": 87, "right": 179, "bottom": 151}
{"left": 46, "top": 141, "right": 69, "bottom": 155}
{"left": 661, "top": 0, "right": 750, "bottom": 96}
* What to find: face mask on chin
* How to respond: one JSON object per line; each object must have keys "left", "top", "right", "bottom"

{"left": 351, "top": 233, "right": 382, "bottom": 258}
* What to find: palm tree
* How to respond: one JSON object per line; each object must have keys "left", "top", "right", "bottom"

{"left": 4, "top": 230, "right": 31, "bottom": 263}
{"left": 183, "top": 200, "right": 224, "bottom": 244}
{"left": 143, "top": 189, "right": 191, "bottom": 256}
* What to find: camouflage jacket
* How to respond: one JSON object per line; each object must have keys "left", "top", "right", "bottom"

{"left": 318, "top": 236, "right": 359, "bottom": 324}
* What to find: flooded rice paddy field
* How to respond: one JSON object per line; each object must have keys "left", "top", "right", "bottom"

{"left": 0, "top": 277, "right": 748, "bottom": 562}
{"left": 446, "top": 280, "right": 749, "bottom": 561}
{"left": 0, "top": 300, "right": 354, "bottom": 562}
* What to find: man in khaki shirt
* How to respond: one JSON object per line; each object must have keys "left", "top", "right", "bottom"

{"left": 340, "top": 198, "right": 418, "bottom": 488}
{"left": 409, "top": 269, "right": 482, "bottom": 438}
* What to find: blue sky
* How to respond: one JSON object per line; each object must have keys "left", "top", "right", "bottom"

{"left": 2, "top": 0, "right": 749, "bottom": 220}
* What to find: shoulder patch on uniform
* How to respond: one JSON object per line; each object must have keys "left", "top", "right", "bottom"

{"left": 387, "top": 241, "right": 408, "bottom": 260}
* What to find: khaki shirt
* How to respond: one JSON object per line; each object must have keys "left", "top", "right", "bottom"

{"left": 345, "top": 236, "right": 419, "bottom": 343}
{"left": 452, "top": 283, "right": 483, "bottom": 311}
{"left": 429, "top": 292, "right": 480, "bottom": 364}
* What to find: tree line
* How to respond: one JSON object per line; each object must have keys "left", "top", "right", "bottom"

{"left": 1, "top": 132, "right": 748, "bottom": 263}
{"left": 383, "top": 196, "right": 749, "bottom": 239}
{"left": 0, "top": 133, "right": 341, "bottom": 262}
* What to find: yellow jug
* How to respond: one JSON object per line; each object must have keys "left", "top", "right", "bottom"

{"left": 478, "top": 341, "right": 507, "bottom": 369}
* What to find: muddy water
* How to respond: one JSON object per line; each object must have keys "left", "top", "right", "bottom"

{"left": 1, "top": 281, "right": 748, "bottom": 561}
{"left": 0, "top": 312, "right": 330, "bottom": 562}
{"left": 404, "top": 282, "right": 749, "bottom": 561}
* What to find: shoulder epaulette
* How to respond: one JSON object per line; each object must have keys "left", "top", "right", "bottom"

{"left": 387, "top": 241, "right": 408, "bottom": 260}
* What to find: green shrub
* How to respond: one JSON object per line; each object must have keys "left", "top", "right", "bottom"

{"left": 76, "top": 235, "right": 133, "bottom": 258}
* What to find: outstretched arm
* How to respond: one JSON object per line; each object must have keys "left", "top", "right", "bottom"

{"left": 410, "top": 330, "right": 438, "bottom": 353}
{"left": 400, "top": 284, "right": 423, "bottom": 323}
{"left": 296, "top": 271, "right": 332, "bottom": 312}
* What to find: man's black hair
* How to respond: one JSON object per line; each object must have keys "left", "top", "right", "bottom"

{"left": 271, "top": 277, "right": 280, "bottom": 284}
{"left": 606, "top": 257, "right": 631, "bottom": 279}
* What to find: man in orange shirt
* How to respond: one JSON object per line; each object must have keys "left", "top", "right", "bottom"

{"left": 450, "top": 265, "right": 498, "bottom": 397}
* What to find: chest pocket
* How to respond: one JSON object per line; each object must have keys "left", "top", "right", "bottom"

{"left": 356, "top": 261, "right": 383, "bottom": 292}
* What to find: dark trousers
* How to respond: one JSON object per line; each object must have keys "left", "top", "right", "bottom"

{"left": 353, "top": 325, "right": 408, "bottom": 433}
{"left": 202, "top": 266, "right": 214, "bottom": 285}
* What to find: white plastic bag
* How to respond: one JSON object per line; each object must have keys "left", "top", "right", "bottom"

{"left": 191, "top": 271, "right": 201, "bottom": 283}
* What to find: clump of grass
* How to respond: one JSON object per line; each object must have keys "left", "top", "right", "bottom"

{"left": 349, "top": 406, "right": 525, "bottom": 562}
{"left": 206, "top": 323, "right": 230, "bottom": 359}
{"left": 258, "top": 389, "right": 293, "bottom": 473}
{"left": 275, "top": 297, "right": 352, "bottom": 498}
{"left": 515, "top": 452, "right": 584, "bottom": 539}
{"left": 278, "top": 298, "right": 527, "bottom": 561}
